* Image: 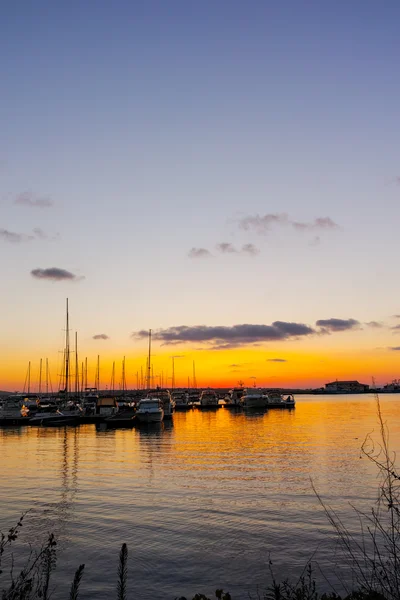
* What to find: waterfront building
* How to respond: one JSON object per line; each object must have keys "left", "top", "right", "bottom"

{"left": 324, "top": 380, "right": 369, "bottom": 393}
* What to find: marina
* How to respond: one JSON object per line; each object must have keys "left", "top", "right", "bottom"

{"left": 0, "top": 386, "right": 295, "bottom": 428}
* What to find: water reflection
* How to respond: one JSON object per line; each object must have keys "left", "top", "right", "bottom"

{"left": 0, "top": 396, "right": 400, "bottom": 600}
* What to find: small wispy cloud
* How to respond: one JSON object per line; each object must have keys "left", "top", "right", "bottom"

{"left": 213, "top": 242, "right": 260, "bottom": 256}
{"left": 1, "top": 227, "right": 59, "bottom": 243}
{"left": 241, "top": 243, "right": 259, "bottom": 256}
{"left": 292, "top": 217, "right": 339, "bottom": 231}
{"left": 316, "top": 318, "right": 360, "bottom": 333}
{"left": 238, "top": 213, "right": 339, "bottom": 235}
{"left": 389, "top": 347, "right": 400, "bottom": 351}
{"left": 365, "top": 321, "right": 384, "bottom": 328}
{"left": 188, "top": 247, "right": 212, "bottom": 258}
{"left": 14, "top": 192, "right": 54, "bottom": 209}
{"left": 239, "top": 213, "right": 289, "bottom": 234}
{"left": 216, "top": 242, "right": 237, "bottom": 254}
{"left": 31, "top": 268, "right": 84, "bottom": 282}
{"left": 0, "top": 228, "right": 34, "bottom": 243}
{"left": 93, "top": 334, "right": 110, "bottom": 340}
{"left": 267, "top": 358, "right": 287, "bottom": 362}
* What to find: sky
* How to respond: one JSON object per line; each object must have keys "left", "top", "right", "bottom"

{"left": 1, "top": 0, "right": 400, "bottom": 391}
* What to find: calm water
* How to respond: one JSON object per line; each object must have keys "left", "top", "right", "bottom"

{"left": 1, "top": 394, "right": 399, "bottom": 599}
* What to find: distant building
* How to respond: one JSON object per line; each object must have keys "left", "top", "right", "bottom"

{"left": 325, "top": 380, "right": 369, "bottom": 393}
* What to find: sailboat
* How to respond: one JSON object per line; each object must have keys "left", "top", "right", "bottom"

{"left": 30, "top": 299, "right": 82, "bottom": 426}
{"left": 136, "top": 330, "right": 164, "bottom": 423}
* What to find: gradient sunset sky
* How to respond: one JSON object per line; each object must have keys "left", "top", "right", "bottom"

{"left": 1, "top": 1, "right": 400, "bottom": 391}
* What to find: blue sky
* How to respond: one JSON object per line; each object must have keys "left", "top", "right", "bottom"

{"left": 1, "top": 1, "right": 400, "bottom": 387}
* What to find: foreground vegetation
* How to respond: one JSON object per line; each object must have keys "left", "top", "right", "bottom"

{"left": 1, "top": 395, "right": 399, "bottom": 600}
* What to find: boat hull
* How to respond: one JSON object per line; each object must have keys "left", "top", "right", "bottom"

{"left": 242, "top": 398, "right": 267, "bottom": 409}
{"left": 136, "top": 411, "right": 163, "bottom": 423}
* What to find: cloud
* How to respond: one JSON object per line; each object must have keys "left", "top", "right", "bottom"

{"left": 315, "top": 318, "right": 360, "bottom": 332}
{"left": 238, "top": 213, "right": 339, "bottom": 235}
{"left": 267, "top": 358, "right": 287, "bottom": 362}
{"left": 216, "top": 242, "right": 237, "bottom": 254}
{"left": 132, "top": 321, "right": 315, "bottom": 348}
{"left": 365, "top": 321, "right": 384, "bottom": 328}
{"left": 292, "top": 217, "right": 339, "bottom": 231}
{"left": 241, "top": 243, "right": 259, "bottom": 256}
{"left": 392, "top": 315, "right": 400, "bottom": 319}
{"left": 14, "top": 192, "right": 53, "bottom": 208}
{"left": 0, "top": 228, "right": 34, "bottom": 243}
{"left": 239, "top": 213, "right": 289, "bottom": 234}
{"left": 93, "top": 334, "right": 109, "bottom": 340}
{"left": 389, "top": 347, "right": 400, "bottom": 351}
{"left": 31, "top": 267, "right": 84, "bottom": 282}
{"left": 212, "top": 242, "right": 260, "bottom": 256}
{"left": 1, "top": 227, "right": 59, "bottom": 243}
{"left": 188, "top": 247, "right": 212, "bottom": 258}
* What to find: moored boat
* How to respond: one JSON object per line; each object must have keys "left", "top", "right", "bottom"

{"left": 172, "top": 391, "right": 191, "bottom": 411}
{"left": 265, "top": 392, "right": 296, "bottom": 408}
{"left": 149, "top": 390, "right": 174, "bottom": 419}
{"left": 240, "top": 388, "right": 267, "bottom": 409}
{"left": 224, "top": 387, "right": 244, "bottom": 407}
{"left": 136, "top": 398, "right": 164, "bottom": 423}
{"left": 198, "top": 389, "right": 219, "bottom": 409}
{"left": 29, "top": 402, "right": 81, "bottom": 426}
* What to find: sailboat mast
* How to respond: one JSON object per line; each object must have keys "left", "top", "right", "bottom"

{"left": 28, "top": 361, "right": 31, "bottom": 394}
{"left": 172, "top": 357, "right": 175, "bottom": 390}
{"left": 193, "top": 360, "right": 197, "bottom": 389}
{"left": 147, "top": 329, "right": 151, "bottom": 390}
{"left": 46, "top": 358, "right": 49, "bottom": 395}
{"left": 75, "top": 332, "right": 78, "bottom": 397}
{"left": 111, "top": 361, "right": 115, "bottom": 395}
{"left": 121, "top": 358, "right": 124, "bottom": 393}
{"left": 96, "top": 355, "right": 100, "bottom": 391}
{"left": 85, "top": 357, "right": 88, "bottom": 390}
{"left": 65, "top": 298, "right": 70, "bottom": 400}
{"left": 38, "top": 358, "right": 42, "bottom": 395}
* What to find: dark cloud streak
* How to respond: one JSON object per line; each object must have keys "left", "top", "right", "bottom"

{"left": 316, "top": 318, "right": 360, "bottom": 332}
{"left": 31, "top": 267, "right": 84, "bottom": 282}
{"left": 133, "top": 322, "right": 315, "bottom": 348}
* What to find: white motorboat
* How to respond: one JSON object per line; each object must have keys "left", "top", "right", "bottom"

{"left": 199, "top": 389, "right": 219, "bottom": 409}
{"left": 265, "top": 392, "right": 296, "bottom": 408}
{"left": 240, "top": 388, "right": 267, "bottom": 409}
{"left": 148, "top": 390, "right": 174, "bottom": 419}
{"left": 136, "top": 398, "right": 164, "bottom": 423}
